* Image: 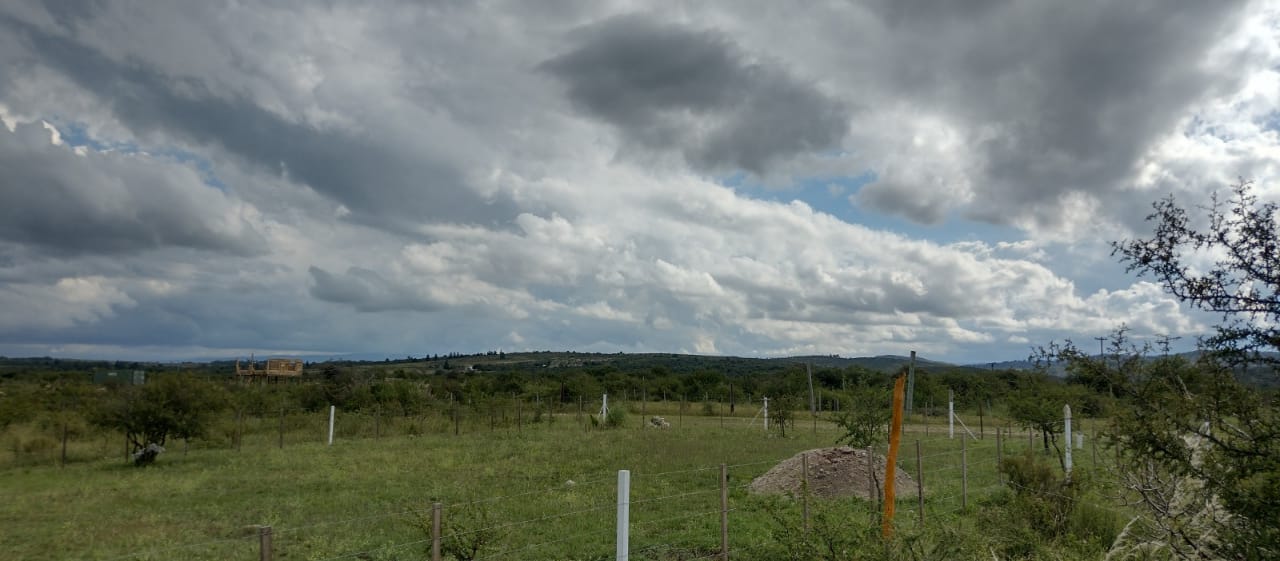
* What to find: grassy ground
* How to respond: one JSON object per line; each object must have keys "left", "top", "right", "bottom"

{"left": 0, "top": 403, "right": 1122, "bottom": 560}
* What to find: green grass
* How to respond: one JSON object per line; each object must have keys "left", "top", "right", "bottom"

{"left": 0, "top": 404, "right": 1126, "bottom": 560}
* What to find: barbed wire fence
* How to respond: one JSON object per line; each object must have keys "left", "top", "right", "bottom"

{"left": 75, "top": 407, "right": 1129, "bottom": 561}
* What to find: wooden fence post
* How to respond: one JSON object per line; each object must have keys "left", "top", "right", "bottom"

{"left": 432, "top": 502, "right": 442, "bottom": 561}
{"left": 720, "top": 464, "right": 729, "bottom": 561}
{"left": 258, "top": 525, "right": 273, "bottom": 561}
{"left": 60, "top": 420, "right": 68, "bottom": 467}
{"left": 915, "top": 440, "right": 924, "bottom": 525}
{"left": 801, "top": 454, "right": 810, "bottom": 534}
{"left": 866, "top": 445, "right": 875, "bottom": 512}
{"left": 996, "top": 429, "right": 1003, "bottom": 484}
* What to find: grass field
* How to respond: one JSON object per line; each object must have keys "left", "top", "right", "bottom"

{"left": 0, "top": 403, "right": 1124, "bottom": 560}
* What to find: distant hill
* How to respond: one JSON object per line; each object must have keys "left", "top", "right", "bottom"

{"left": 779, "top": 354, "right": 984, "bottom": 373}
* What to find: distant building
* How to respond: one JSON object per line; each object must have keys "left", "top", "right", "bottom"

{"left": 94, "top": 370, "right": 146, "bottom": 385}
{"left": 235, "top": 355, "right": 304, "bottom": 382}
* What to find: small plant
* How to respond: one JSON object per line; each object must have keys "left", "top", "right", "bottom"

{"left": 833, "top": 387, "right": 891, "bottom": 448}
{"left": 604, "top": 406, "right": 627, "bottom": 428}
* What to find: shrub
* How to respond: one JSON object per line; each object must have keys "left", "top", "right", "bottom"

{"left": 999, "top": 452, "right": 1086, "bottom": 537}
{"left": 604, "top": 406, "right": 627, "bottom": 428}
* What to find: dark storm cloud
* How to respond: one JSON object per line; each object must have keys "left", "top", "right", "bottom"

{"left": 541, "top": 15, "right": 849, "bottom": 174}
{"left": 309, "top": 266, "right": 440, "bottom": 313}
{"left": 0, "top": 122, "right": 264, "bottom": 256}
{"left": 1, "top": 16, "right": 517, "bottom": 230}
{"left": 851, "top": 0, "right": 1254, "bottom": 227}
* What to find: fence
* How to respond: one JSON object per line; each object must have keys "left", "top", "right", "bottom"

{"left": 3, "top": 396, "right": 804, "bottom": 469}
{"left": 74, "top": 413, "right": 1124, "bottom": 561}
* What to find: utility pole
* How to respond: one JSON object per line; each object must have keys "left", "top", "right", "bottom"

{"left": 806, "top": 363, "right": 816, "bottom": 415}
{"left": 1093, "top": 336, "right": 1107, "bottom": 358}
{"left": 1155, "top": 333, "right": 1181, "bottom": 356}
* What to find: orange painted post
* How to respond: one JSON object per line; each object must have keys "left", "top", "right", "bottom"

{"left": 881, "top": 374, "right": 906, "bottom": 539}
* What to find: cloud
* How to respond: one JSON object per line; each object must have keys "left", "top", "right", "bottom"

{"left": 0, "top": 1, "right": 1269, "bottom": 363}
{"left": 0, "top": 11, "right": 519, "bottom": 230}
{"left": 541, "top": 14, "right": 849, "bottom": 175}
{"left": 709, "top": 0, "right": 1261, "bottom": 233}
{"left": 0, "top": 121, "right": 265, "bottom": 256}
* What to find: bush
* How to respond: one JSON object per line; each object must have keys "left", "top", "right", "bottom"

{"left": 999, "top": 452, "right": 1086, "bottom": 537}
{"left": 833, "top": 387, "right": 891, "bottom": 448}
{"left": 604, "top": 406, "right": 627, "bottom": 428}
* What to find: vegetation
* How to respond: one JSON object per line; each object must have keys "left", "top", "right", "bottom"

{"left": 89, "top": 374, "right": 229, "bottom": 466}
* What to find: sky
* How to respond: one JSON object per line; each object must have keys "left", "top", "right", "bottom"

{"left": 1, "top": 1, "right": 1278, "bottom": 364}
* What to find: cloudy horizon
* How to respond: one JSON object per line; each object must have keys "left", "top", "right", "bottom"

{"left": 1, "top": 1, "right": 1278, "bottom": 364}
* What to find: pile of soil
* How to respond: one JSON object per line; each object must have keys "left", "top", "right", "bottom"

{"left": 749, "top": 446, "right": 920, "bottom": 500}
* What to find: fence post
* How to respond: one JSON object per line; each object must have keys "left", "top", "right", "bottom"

{"left": 1064, "top": 404, "right": 1073, "bottom": 479}
{"left": 801, "top": 454, "right": 810, "bottom": 534}
{"left": 978, "top": 402, "right": 985, "bottom": 440}
{"left": 948, "top": 390, "right": 955, "bottom": 439}
{"left": 1092, "top": 426, "right": 1098, "bottom": 466}
{"left": 719, "top": 464, "right": 729, "bottom": 561}
{"left": 763, "top": 397, "right": 769, "bottom": 432}
{"left": 258, "top": 525, "right": 273, "bottom": 561}
{"left": 961, "top": 436, "right": 968, "bottom": 511}
{"left": 866, "top": 446, "right": 875, "bottom": 512}
{"left": 60, "top": 420, "right": 68, "bottom": 467}
{"left": 432, "top": 502, "right": 442, "bottom": 561}
{"left": 278, "top": 408, "right": 285, "bottom": 449}
{"left": 915, "top": 440, "right": 924, "bottom": 525}
{"left": 996, "top": 428, "right": 1003, "bottom": 484}
{"left": 328, "top": 405, "right": 335, "bottom": 446}
{"left": 618, "top": 470, "right": 630, "bottom": 561}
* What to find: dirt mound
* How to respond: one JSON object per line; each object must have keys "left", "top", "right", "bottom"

{"left": 749, "top": 446, "right": 919, "bottom": 500}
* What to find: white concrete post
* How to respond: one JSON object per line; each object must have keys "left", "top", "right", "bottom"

{"left": 763, "top": 397, "right": 769, "bottom": 431}
{"left": 949, "top": 390, "right": 955, "bottom": 439}
{"left": 1063, "top": 404, "right": 1073, "bottom": 478}
{"left": 1076, "top": 431, "right": 1084, "bottom": 450}
{"left": 601, "top": 394, "right": 609, "bottom": 419}
{"left": 617, "top": 470, "right": 630, "bottom": 561}
{"left": 327, "top": 405, "right": 335, "bottom": 446}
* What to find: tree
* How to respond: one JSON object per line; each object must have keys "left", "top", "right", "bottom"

{"left": 832, "top": 386, "right": 891, "bottom": 448}
{"left": 1004, "top": 373, "right": 1083, "bottom": 465}
{"left": 1059, "top": 180, "right": 1280, "bottom": 559}
{"left": 91, "top": 374, "right": 228, "bottom": 466}
{"left": 1113, "top": 179, "right": 1279, "bottom": 363}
